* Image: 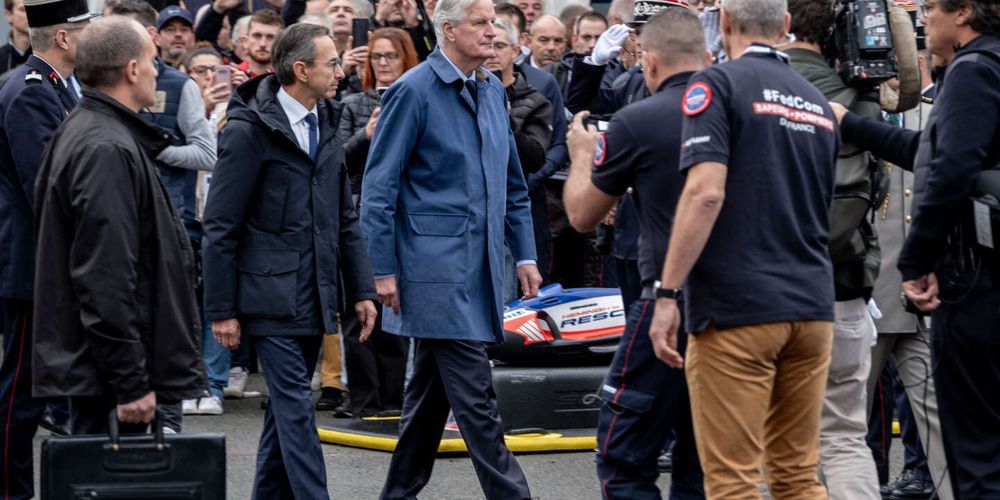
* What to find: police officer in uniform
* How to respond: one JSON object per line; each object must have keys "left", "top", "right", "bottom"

{"left": 833, "top": 1, "right": 1000, "bottom": 496}
{"left": 564, "top": 8, "right": 706, "bottom": 498}
{"left": 0, "top": 0, "right": 95, "bottom": 497}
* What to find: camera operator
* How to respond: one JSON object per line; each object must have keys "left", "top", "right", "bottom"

{"left": 831, "top": 1, "right": 1000, "bottom": 497}
{"left": 784, "top": 1, "right": 916, "bottom": 497}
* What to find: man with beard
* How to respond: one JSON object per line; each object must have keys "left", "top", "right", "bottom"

{"left": 238, "top": 8, "right": 283, "bottom": 77}
{"left": 156, "top": 5, "right": 195, "bottom": 68}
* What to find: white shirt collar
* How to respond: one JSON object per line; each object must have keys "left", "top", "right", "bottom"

{"left": 441, "top": 49, "right": 475, "bottom": 81}
{"left": 276, "top": 86, "right": 317, "bottom": 126}
{"left": 33, "top": 54, "right": 65, "bottom": 84}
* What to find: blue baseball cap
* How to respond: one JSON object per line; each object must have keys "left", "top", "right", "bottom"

{"left": 157, "top": 5, "right": 194, "bottom": 31}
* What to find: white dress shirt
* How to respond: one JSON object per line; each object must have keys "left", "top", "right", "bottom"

{"left": 276, "top": 86, "right": 318, "bottom": 154}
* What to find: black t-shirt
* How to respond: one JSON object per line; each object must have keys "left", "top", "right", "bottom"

{"left": 591, "top": 72, "right": 692, "bottom": 285}
{"left": 679, "top": 46, "right": 839, "bottom": 332}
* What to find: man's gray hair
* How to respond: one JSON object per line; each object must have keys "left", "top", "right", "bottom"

{"left": 493, "top": 18, "right": 518, "bottom": 46}
{"left": 28, "top": 22, "right": 76, "bottom": 52}
{"left": 432, "top": 0, "right": 479, "bottom": 45}
{"left": 233, "top": 15, "right": 252, "bottom": 46}
{"left": 352, "top": 0, "right": 373, "bottom": 18}
{"left": 76, "top": 16, "right": 147, "bottom": 89}
{"left": 722, "top": 0, "right": 787, "bottom": 38}
{"left": 299, "top": 12, "right": 335, "bottom": 32}
{"left": 272, "top": 22, "right": 331, "bottom": 85}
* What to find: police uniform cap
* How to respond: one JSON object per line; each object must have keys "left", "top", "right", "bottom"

{"left": 24, "top": 0, "right": 97, "bottom": 28}
{"left": 628, "top": 0, "right": 691, "bottom": 26}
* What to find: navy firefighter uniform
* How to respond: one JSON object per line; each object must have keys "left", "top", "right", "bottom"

{"left": 0, "top": 0, "right": 93, "bottom": 495}
{"left": 0, "top": 47, "right": 81, "bottom": 500}
{"left": 590, "top": 71, "right": 705, "bottom": 499}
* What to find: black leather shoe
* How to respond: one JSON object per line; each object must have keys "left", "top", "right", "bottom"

{"left": 38, "top": 412, "right": 70, "bottom": 436}
{"left": 889, "top": 472, "right": 934, "bottom": 500}
{"left": 657, "top": 449, "right": 672, "bottom": 473}
{"left": 315, "top": 388, "right": 345, "bottom": 411}
{"left": 883, "top": 469, "right": 914, "bottom": 498}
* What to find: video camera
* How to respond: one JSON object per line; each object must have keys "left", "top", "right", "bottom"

{"left": 825, "top": 0, "right": 898, "bottom": 87}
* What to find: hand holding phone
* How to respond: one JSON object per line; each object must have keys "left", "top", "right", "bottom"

{"left": 213, "top": 65, "right": 232, "bottom": 88}
{"left": 352, "top": 18, "right": 370, "bottom": 49}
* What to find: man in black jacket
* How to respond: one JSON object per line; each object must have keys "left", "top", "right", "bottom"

{"left": 203, "top": 23, "right": 378, "bottom": 499}
{"left": 32, "top": 15, "right": 205, "bottom": 434}
{"left": 487, "top": 18, "right": 552, "bottom": 289}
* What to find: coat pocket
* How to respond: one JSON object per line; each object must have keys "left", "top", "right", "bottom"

{"left": 237, "top": 248, "right": 300, "bottom": 318}
{"left": 401, "top": 213, "right": 469, "bottom": 283}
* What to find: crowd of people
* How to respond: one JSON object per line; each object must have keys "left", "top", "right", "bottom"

{"left": 0, "top": 0, "right": 998, "bottom": 498}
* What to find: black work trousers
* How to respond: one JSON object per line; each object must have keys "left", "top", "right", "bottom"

{"left": 931, "top": 285, "right": 1000, "bottom": 499}
{"left": 343, "top": 303, "right": 408, "bottom": 416}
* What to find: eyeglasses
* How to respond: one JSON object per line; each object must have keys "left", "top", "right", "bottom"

{"left": 304, "top": 58, "right": 343, "bottom": 70}
{"left": 371, "top": 52, "right": 400, "bottom": 63}
{"left": 189, "top": 65, "right": 217, "bottom": 75}
{"left": 918, "top": 0, "right": 936, "bottom": 19}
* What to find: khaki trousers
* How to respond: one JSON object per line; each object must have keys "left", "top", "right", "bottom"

{"left": 320, "top": 333, "right": 345, "bottom": 391}
{"left": 819, "top": 299, "right": 881, "bottom": 499}
{"left": 686, "top": 321, "right": 833, "bottom": 500}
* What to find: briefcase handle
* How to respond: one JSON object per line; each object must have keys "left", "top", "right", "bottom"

{"left": 106, "top": 408, "right": 167, "bottom": 451}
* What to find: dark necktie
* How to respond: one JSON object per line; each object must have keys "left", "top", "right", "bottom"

{"left": 465, "top": 79, "right": 478, "bottom": 108}
{"left": 304, "top": 112, "right": 318, "bottom": 161}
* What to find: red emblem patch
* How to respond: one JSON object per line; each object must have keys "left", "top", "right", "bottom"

{"left": 594, "top": 132, "right": 607, "bottom": 166}
{"left": 682, "top": 82, "right": 712, "bottom": 116}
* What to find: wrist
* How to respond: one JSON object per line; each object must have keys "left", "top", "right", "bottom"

{"left": 652, "top": 280, "right": 683, "bottom": 300}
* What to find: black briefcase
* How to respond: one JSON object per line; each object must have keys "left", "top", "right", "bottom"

{"left": 40, "top": 410, "right": 226, "bottom": 499}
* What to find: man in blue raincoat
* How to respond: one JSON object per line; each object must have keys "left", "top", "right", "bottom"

{"left": 360, "top": 0, "right": 542, "bottom": 497}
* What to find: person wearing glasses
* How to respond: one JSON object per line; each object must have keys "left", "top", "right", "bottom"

{"left": 203, "top": 23, "right": 378, "bottom": 499}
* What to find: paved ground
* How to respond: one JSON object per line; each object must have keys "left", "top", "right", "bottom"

{"left": 32, "top": 372, "right": 904, "bottom": 499}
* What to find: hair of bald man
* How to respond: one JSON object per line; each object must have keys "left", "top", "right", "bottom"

{"left": 76, "top": 16, "right": 149, "bottom": 89}
{"left": 529, "top": 14, "right": 565, "bottom": 36}
{"left": 639, "top": 7, "right": 706, "bottom": 67}
{"left": 723, "top": 0, "right": 787, "bottom": 38}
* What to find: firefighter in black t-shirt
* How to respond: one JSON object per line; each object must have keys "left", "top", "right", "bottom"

{"left": 646, "top": 0, "right": 840, "bottom": 496}
{"left": 564, "top": 9, "right": 707, "bottom": 499}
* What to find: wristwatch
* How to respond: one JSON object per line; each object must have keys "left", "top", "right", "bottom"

{"left": 652, "top": 281, "right": 683, "bottom": 300}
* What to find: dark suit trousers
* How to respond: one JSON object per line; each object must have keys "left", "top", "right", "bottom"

{"left": 931, "top": 287, "right": 1000, "bottom": 499}
{"left": 0, "top": 299, "right": 43, "bottom": 500}
{"left": 251, "top": 335, "right": 327, "bottom": 500}
{"left": 380, "top": 339, "right": 530, "bottom": 500}
{"left": 343, "top": 303, "right": 408, "bottom": 416}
